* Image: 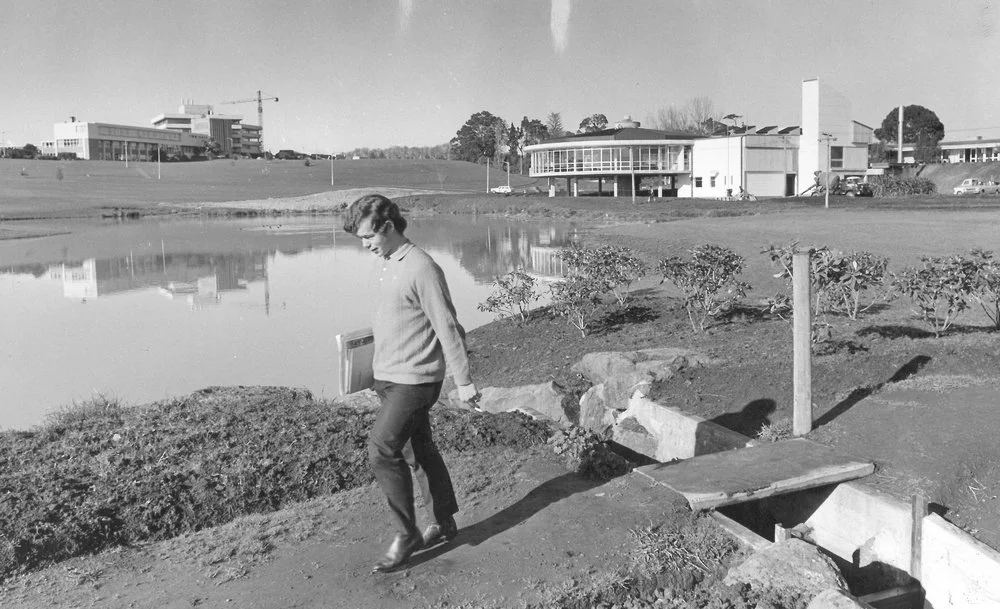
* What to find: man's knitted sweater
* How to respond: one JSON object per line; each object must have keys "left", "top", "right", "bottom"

{"left": 371, "top": 241, "right": 472, "bottom": 386}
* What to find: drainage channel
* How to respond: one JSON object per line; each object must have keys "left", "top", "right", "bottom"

{"left": 711, "top": 484, "right": 923, "bottom": 608}
{"left": 622, "top": 393, "right": 1000, "bottom": 608}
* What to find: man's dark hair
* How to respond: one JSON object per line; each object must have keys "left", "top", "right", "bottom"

{"left": 343, "top": 193, "right": 408, "bottom": 235}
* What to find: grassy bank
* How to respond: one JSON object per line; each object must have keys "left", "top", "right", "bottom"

{"left": 0, "top": 386, "right": 550, "bottom": 581}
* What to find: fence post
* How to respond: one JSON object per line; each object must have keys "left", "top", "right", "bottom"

{"left": 793, "top": 251, "right": 813, "bottom": 436}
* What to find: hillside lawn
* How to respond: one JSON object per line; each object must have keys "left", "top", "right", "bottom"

{"left": 0, "top": 158, "right": 541, "bottom": 220}
{"left": 6, "top": 157, "right": 1000, "bottom": 222}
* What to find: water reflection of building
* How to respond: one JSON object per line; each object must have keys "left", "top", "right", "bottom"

{"left": 45, "top": 251, "right": 269, "bottom": 308}
{"left": 466, "top": 225, "right": 578, "bottom": 282}
{"left": 528, "top": 247, "right": 567, "bottom": 280}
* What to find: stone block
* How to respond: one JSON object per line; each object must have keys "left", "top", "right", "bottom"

{"left": 613, "top": 395, "right": 750, "bottom": 462}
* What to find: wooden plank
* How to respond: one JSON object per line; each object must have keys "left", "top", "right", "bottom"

{"left": 708, "top": 511, "right": 770, "bottom": 552}
{"left": 859, "top": 582, "right": 925, "bottom": 609}
{"left": 634, "top": 437, "right": 874, "bottom": 511}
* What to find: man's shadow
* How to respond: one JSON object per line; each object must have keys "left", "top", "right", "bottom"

{"left": 403, "top": 472, "right": 606, "bottom": 569}
{"left": 711, "top": 398, "right": 776, "bottom": 438}
{"left": 813, "top": 355, "right": 931, "bottom": 428}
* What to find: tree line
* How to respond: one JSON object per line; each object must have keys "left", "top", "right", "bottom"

{"left": 1, "top": 100, "right": 948, "bottom": 166}
{"left": 349, "top": 97, "right": 949, "bottom": 172}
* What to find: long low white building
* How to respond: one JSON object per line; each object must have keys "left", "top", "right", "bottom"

{"left": 526, "top": 78, "right": 873, "bottom": 199}
{"left": 41, "top": 120, "right": 209, "bottom": 161}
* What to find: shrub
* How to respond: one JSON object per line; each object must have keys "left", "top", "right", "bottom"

{"left": 556, "top": 244, "right": 646, "bottom": 308}
{"left": 892, "top": 255, "right": 980, "bottom": 336}
{"left": 867, "top": 174, "right": 936, "bottom": 197}
{"left": 657, "top": 244, "right": 750, "bottom": 332}
{"left": 969, "top": 249, "right": 1000, "bottom": 329}
{"left": 589, "top": 246, "right": 647, "bottom": 307}
{"left": 477, "top": 269, "right": 539, "bottom": 323}
{"left": 763, "top": 243, "right": 891, "bottom": 320}
{"left": 549, "top": 274, "right": 605, "bottom": 337}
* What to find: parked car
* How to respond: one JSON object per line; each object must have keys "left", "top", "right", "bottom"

{"left": 953, "top": 178, "right": 1000, "bottom": 195}
{"left": 843, "top": 176, "right": 873, "bottom": 197}
{"left": 490, "top": 184, "right": 512, "bottom": 194}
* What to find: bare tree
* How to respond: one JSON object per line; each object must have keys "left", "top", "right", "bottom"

{"left": 647, "top": 97, "right": 719, "bottom": 134}
{"left": 685, "top": 97, "right": 716, "bottom": 134}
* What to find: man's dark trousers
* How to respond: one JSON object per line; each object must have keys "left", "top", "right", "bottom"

{"left": 370, "top": 379, "right": 458, "bottom": 537}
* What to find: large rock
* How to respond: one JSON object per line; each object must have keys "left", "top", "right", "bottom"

{"left": 572, "top": 348, "right": 718, "bottom": 436}
{"left": 446, "top": 382, "right": 569, "bottom": 425}
{"left": 724, "top": 538, "right": 849, "bottom": 604}
{"left": 571, "top": 348, "right": 716, "bottom": 385}
{"left": 578, "top": 372, "right": 656, "bottom": 433}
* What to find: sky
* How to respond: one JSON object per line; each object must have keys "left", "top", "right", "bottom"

{"left": 2, "top": 0, "right": 1000, "bottom": 153}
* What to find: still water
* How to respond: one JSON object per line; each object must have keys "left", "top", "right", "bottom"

{"left": 0, "top": 216, "right": 581, "bottom": 430}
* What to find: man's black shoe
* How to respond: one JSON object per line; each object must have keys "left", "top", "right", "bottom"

{"left": 421, "top": 515, "right": 458, "bottom": 547}
{"left": 372, "top": 533, "right": 423, "bottom": 573}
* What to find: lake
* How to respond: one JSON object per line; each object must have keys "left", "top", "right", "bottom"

{"left": 0, "top": 215, "right": 582, "bottom": 430}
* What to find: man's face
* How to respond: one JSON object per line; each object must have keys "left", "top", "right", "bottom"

{"left": 355, "top": 216, "right": 393, "bottom": 258}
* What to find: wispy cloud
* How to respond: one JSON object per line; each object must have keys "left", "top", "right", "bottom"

{"left": 398, "top": 0, "right": 414, "bottom": 33}
{"left": 550, "top": 0, "right": 571, "bottom": 54}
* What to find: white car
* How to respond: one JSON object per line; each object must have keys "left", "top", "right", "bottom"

{"left": 490, "top": 185, "right": 511, "bottom": 194}
{"left": 953, "top": 178, "right": 1000, "bottom": 195}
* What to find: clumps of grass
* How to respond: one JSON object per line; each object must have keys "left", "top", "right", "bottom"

{"left": 756, "top": 420, "right": 792, "bottom": 443}
{"left": 0, "top": 387, "right": 551, "bottom": 581}
{"left": 529, "top": 516, "right": 750, "bottom": 609}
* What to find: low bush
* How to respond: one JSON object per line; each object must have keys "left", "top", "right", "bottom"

{"left": 764, "top": 243, "right": 892, "bottom": 321}
{"left": 969, "top": 249, "right": 1000, "bottom": 329}
{"left": 557, "top": 244, "right": 647, "bottom": 308}
{"left": 658, "top": 244, "right": 750, "bottom": 332}
{"left": 867, "top": 174, "right": 936, "bottom": 197}
{"left": 477, "top": 269, "right": 539, "bottom": 323}
{"left": 892, "top": 255, "right": 980, "bottom": 336}
{"left": 549, "top": 274, "right": 606, "bottom": 337}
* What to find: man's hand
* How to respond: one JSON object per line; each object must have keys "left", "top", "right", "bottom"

{"left": 457, "top": 383, "right": 481, "bottom": 410}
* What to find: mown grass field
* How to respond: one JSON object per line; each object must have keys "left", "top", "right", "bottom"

{"left": 0, "top": 158, "right": 539, "bottom": 219}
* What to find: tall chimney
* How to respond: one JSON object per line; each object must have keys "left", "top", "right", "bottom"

{"left": 897, "top": 105, "right": 904, "bottom": 164}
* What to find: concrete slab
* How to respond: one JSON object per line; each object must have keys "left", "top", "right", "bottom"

{"left": 635, "top": 438, "right": 875, "bottom": 510}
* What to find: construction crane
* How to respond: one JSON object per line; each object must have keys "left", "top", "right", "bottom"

{"left": 220, "top": 90, "right": 279, "bottom": 153}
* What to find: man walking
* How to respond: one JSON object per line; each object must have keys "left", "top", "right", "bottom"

{"left": 343, "top": 194, "right": 480, "bottom": 573}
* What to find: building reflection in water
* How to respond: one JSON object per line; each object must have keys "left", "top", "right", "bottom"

{"left": 447, "top": 224, "right": 580, "bottom": 283}
{"left": 44, "top": 247, "right": 270, "bottom": 311}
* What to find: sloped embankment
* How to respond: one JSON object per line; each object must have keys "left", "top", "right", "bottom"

{"left": 913, "top": 160, "right": 1000, "bottom": 192}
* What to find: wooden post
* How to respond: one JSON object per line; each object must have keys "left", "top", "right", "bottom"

{"left": 910, "top": 493, "right": 927, "bottom": 578}
{"left": 792, "top": 251, "right": 812, "bottom": 436}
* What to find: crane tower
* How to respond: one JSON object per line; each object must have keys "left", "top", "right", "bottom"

{"left": 220, "top": 90, "right": 279, "bottom": 153}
